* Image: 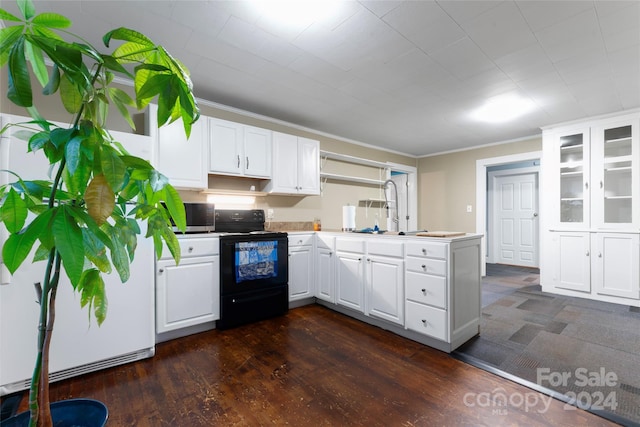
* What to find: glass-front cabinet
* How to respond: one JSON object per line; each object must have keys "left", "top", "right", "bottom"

{"left": 591, "top": 117, "right": 639, "bottom": 229}
{"left": 557, "top": 128, "right": 590, "bottom": 227}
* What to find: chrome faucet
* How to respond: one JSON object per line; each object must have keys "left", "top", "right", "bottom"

{"left": 383, "top": 178, "right": 400, "bottom": 231}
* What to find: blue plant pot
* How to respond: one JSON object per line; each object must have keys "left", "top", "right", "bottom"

{"left": 1, "top": 398, "right": 108, "bottom": 427}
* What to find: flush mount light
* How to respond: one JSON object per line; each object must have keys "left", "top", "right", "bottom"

{"left": 470, "top": 94, "right": 536, "bottom": 123}
{"left": 251, "top": 0, "right": 340, "bottom": 25}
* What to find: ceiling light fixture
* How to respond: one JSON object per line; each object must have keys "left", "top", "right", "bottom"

{"left": 470, "top": 94, "right": 536, "bottom": 124}
{"left": 251, "top": 0, "right": 340, "bottom": 25}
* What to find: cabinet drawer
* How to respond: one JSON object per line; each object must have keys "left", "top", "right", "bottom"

{"left": 405, "top": 241, "right": 447, "bottom": 259}
{"left": 367, "top": 239, "right": 403, "bottom": 257}
{"left": 406, "top": 272, "right": 446, "bottom": 309}
{"left": 406, "top": 257, "right": 446, "bottom": 276}
{"left": 162, "top": 237, "right": 219, "bottom": 259}
{"left": 336, "top": 238, "right": 365, "bottom": 253}
{"left": 288, "top": 234, "right": 314, "bottom": 247}
{"left": 405, "top": 301, "right": 447, "bottom": 341}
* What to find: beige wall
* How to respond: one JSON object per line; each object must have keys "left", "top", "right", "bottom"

{"left": 417, "top": 137, "right": 542, "bottom": 233}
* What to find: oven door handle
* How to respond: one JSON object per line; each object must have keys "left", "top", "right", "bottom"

{"left": 231, "top": 289, "right": 284, "bottom": 304}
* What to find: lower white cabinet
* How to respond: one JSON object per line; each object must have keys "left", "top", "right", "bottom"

{"left": 155, "top": 237, "right": 219, "bottom": 334}
{"left": 335, "top": 238, "right": 366, "bottom": 313}
{"left": 288, "top": 234, "right": 315, "bottom": 301}
{"left": 366, "top": 240, "right": 404, "bottom": 325}
{"left": 315, "top": 234, "right": 335, "bottom": 303}
{"left": 545, "top": 231, "right": 640, "bottom": 304}
{"left": 549, "top": 231, "right": 592, "bottom": 293}
{"left": 593, "top": 233, "right": 639, "bottom": 300}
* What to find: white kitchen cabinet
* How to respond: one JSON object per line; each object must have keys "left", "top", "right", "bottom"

{"left": 151, "top": 105, "right": 208, "bottom": 190}
{"left": 365, "top": 240, "right": 404, "bottom": 325}
{"left": 155, "top": 237, "right": 219, "bottom": 334}
{"left": 549, "top": 231, "right": 592, "bottom": 293}
{"left": 209, "top": 117, "right": 271, "bottom": 178}
{"left": 265, "top": 131, "right": 320, "bottom": 195}
{"left": 541, "top": 111, "right": 640, "bottom": 306}
{"left": 592, "top": 233, "right": 639, "bottom": 300}
{"left": 288, "top": 234, "right": 315, "bottom": 301}
{"left": 315, "top": 234, "right": 335, "bottom": 304}
{"left": 335, "top": 237, "right": 366, "bottom": 313}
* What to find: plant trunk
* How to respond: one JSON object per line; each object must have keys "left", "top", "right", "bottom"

{"left": 28, "top": 251, "right": 61, "bottom": 427}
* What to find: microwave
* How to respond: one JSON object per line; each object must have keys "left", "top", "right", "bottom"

{"left": 173, "top": 202, "right": 215, "bottom": 233}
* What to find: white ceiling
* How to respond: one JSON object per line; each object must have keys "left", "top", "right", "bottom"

{"left": 2, "top": 1, "right": 639, "bottom": 156}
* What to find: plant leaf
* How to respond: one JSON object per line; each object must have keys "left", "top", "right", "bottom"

{"left": 59, "top": 73, "right": 83, "bottom": 113}
{"left": 85, "top": 174, "right": 115, "bottom": 225}
{"left": 82, "top": 229, "right": 112, "bottom": 273}
{"left": 64, "top": 134, "right": 84, "bottom": 175}
{"left": 106, "top": 227, "right": 130, "bottom": 282}
{"left": 24, "top": 40, "right": 48, "bottom": 87}
{"left": 78, "top": 268, "right": 108, "bottom": 325}
{"left": 42, "top": 63, "right": 61, "bottom": 95}
{"left": 0, "top": 9, "right": 22, "bottom": 22}
{"left": 0, "top": 187, "right": 28, "bottom": 233}
{"left": 53, "top": 206, "right": 85, "bottom": 287}
{"left": 32, "top": 12, "right": 71, "bottom": 28}
{"left": 0, "top": 26, "right": 24, "bottom": 67}
{"left": 1, "top": 208, "right": 52, "bottom": 273}
{"left": 100, "top": 145, "right": 126, "bottom": 191}
{"left": 7, "top": 35, "right": 32, "bottom": 107}
{"left": 17, "top": 0, "right": 35, "bottom": 20}
{"left": 162, "top": 184, "right": 185, "bottom": 231}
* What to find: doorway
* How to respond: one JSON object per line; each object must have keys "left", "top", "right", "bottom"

{"left": 386, "top": 163, "right": 417, "bottom": 232}
{"left": 487, "top": 165, "right": 539, "bottom": 267}
{"left": 475, "top": 151, "right": 542, "bottom": 276}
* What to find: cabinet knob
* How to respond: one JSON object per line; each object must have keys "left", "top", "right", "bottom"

{"left": 598, "top": 252, "right": 602, "bottom": 258}
{"left": 421, "top": 288, "right": 426, "bottom": 293}
{"left": 159, "top": 268, "right": 164, "bottom": 274}
{"left": 600, "top": 181, "right": 603, "bottom": 189}
{"left": 586, "top": 251, "right": 590, "bottom": 256}
{"left": 421, "top": 319, "right": 427, "bottom": 325}
{"left": 188, "top": 246, "right": 194, "bottom": 252}
{"left": 421, "top": 264, "right": 427, "bottom": 269}
{"left": 329, "top": 251, "right": 333, "bottom": 256}
{"left": 358, "top": 258, "right": 362, "bottom": 261}
{"left": 366, "top": 258, "right": 371, "bottom": 262}
{"left": 585, "top": 182, "right": 589, "bottom": 190}
{"left": 421, "top": 248, "right": 427, "bottom": 254}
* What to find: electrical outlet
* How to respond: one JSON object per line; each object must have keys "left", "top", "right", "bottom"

{"left": 466, "top": 205, "right": 473, "bottom": 213}
{"left": 267, "top": 208, "right": 274, "bottom": 220}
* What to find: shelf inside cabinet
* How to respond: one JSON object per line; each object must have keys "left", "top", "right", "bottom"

{"left": 560, "top": 144, "right": 583, "bottom": 152}
{"left": 604, "top": 195, "right": 632, "bottom": 200}
{"left": 604, "top": 155, "right": 633, "bottom": 164}
{"left": 605, "top": 136, "right": 632, "bottom": 145}
{"left": 560, "top": 170, "right": 583, "bottom": 176}
{"left": 560, "top": 197, "right": 584, "bottom": 201}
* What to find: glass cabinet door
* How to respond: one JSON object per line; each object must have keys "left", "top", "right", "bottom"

{"left": 557, "top": 129, "right": 590, "bottom": 227}
{"left": 592, "top": 117, "right": 639, "bottom": 229}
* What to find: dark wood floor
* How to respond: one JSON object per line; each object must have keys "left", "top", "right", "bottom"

{"left": 15, "top": 305, "right": 617, "bottom": 426}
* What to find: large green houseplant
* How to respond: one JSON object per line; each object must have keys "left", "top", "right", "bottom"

{"left": 0, "top": 0, "right": 198, "bottom": 425}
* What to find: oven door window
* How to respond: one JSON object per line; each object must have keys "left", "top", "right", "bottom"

{"left": 235, "top": 241, "right": 278, "bottom": 282}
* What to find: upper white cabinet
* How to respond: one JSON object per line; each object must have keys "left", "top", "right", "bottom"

{"left": 209, "top": 117, "right": 271, "bottom": 178}
{"left": 591, "top": 117, "right": 639, "bottom": 229}
{"left": 149, "top": 105, "right": 208, "bottom": 190}
{"left": 264, "top": 132, "right": 320, "bottom": 195}
{"left": 544, "top": 112, "right": 639, "bottom": 230}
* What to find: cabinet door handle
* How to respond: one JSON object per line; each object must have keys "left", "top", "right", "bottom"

{"left": 586, "top": 251, "right": 590, "bottom": 256}
{"left": 237, "top": 154, "right": 240, "bottom": 168}
{"left": 246, "top": 156, "right": 249, "bottom": 169}
{"left": 585, "top": 182, "right": 589, "bottom": 190}
{"left": 598, "top": 252, "right": 602, "bottom": 258}
{"left": 600, "top": 181, "right": 603, "bottom": 189}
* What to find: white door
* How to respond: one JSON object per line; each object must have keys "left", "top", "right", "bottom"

{"left": 493, "top": 172, "right": 539, "bottom": 267}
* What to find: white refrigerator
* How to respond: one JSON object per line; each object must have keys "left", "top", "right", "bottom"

{"left": 0, "top": 114, "right": 156, "bottom": 395}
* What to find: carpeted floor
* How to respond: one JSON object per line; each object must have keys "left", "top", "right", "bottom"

{"left": 455, "top": 263, "right": 640, "bottom": 426}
